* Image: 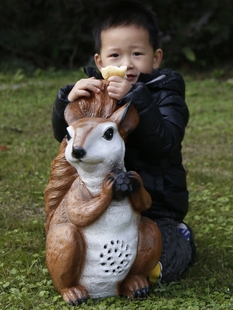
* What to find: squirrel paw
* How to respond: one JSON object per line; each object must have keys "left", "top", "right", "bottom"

{"left": 62, "top": 286, "right": 89, "bottom": 306}
{"left": 112, "top": 170, "right": 140, "bottom": 200}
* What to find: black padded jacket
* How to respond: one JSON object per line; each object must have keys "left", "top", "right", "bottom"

{"left": 52, "top": 67, "right": 189, "bottom": 222}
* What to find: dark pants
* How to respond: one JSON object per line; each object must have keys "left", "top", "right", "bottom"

{"left": 155, "top": 218, "right": 193, "bottom": 283}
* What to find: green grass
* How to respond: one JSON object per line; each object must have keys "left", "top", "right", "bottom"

{"left": 0, "top": 69, "right": 233, "bottom": 309}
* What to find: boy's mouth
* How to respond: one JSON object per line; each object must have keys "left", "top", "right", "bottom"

{"left": 126, "top": 74, "right": 137, "bottom": 82}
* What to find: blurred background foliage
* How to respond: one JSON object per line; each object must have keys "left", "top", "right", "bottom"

{"left": 0, "top": 0, "right": 232, "bottom": 73}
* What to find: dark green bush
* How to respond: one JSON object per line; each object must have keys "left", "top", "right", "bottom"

{"left": 154, "top": 0, "right": 233, "bottom": 68}
{"left": 0, "top": 0, "right": 232, "bottom": 71}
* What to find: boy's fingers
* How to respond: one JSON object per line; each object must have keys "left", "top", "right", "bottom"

{"left": 68, "top": 79, "right": 105, "bottom": 102}
{"left": 68, "top": 84, "right": 104, "bottom": 101}
{"left": 85, "top": 80, "right": 105, "bottom": 92}
{"left": 87, "top": 83, "right": 101, "bottom": 92}
{"left": 68, "top": 90, "right": 91, "bottom": 101}
{"left": 95, "top": 80, "right": 105, "bottom": 91}
{"left": 107, "top": 76, "right": 123, "bottom": 82}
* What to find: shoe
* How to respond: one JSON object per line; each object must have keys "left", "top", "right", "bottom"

{"left": 177, "top": 222, "right": 196, "bottom": 265}
{"left": 177, "top": 222, "right": 191, "bottom": 241}
{"left": 149, "top": 261, "right": 162, "bottom": 284}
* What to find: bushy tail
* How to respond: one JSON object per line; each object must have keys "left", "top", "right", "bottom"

{"left": 44, "top": 140, "right": 78, "bottom": 233}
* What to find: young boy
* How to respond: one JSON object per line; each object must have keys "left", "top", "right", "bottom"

{"left": 52, "top": 0, "right": 196, "bottom": 283}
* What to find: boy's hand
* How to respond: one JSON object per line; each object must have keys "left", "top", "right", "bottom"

{"left": 68, "top": 77, "right": 105, "bottom": 102}
{"left": 107, "top": 76, "right": 132, "bottom": 100}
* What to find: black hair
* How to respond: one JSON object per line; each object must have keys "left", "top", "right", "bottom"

{"left": 93, "top": 0, "right": 159, "bottom": 53}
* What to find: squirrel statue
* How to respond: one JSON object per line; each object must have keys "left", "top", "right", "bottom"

{"left": 44, "top": 82, "right": 162, "bottom": 306}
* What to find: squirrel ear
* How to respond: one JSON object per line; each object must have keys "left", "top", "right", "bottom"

{"left": 110, "top": 103, "right": 139, "bottom": 140}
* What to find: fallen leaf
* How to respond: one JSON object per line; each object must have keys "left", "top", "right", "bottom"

{"left": 0, "top": 145, "right": 8, "bottom": 151}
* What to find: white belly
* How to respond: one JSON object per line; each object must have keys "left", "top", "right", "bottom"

{"left": 79, "top": 198, "right": 140, "bottom": 298}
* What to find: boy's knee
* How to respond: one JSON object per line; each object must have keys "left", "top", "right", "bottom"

{"left": 155, "top": 218, "right": 194, "bottom": 283}
{"left": 160, "top": 240, "right": 192, "bottom": 283}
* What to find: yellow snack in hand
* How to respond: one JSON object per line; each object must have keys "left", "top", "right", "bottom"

{"left": 101, "top": 66, "right": 127, "bottom": 80}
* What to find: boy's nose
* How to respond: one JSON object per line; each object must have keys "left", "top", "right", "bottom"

{"left": 122, "top": 56, "right": 133, "bottom": 68}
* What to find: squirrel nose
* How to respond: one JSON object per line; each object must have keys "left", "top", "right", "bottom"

{"left": 72, "top": 146, "right": 86, "bottom": 159}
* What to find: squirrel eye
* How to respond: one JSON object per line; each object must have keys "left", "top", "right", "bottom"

{"left": 66, "top": 129, "right": 72, "bottom": 141}
{"left": 103, "top": 127, "right": 114, "bottom": 141}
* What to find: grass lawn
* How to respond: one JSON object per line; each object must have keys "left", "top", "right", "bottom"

{"left": 0, "top": 69, "right": 233, "bottom": 309}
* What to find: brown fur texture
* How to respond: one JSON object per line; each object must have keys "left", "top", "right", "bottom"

{"left": 44, "top": 140, "right": 78, "bottom": 233}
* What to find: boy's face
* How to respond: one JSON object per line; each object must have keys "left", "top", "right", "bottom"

{"left": 94, "top": 25, "right": 162, "bottom": 84}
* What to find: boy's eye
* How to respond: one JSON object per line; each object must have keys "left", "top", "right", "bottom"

{"left": 134, "top": 52, "right": 142, "bottom": 56}
{"left": 110, "top": 53, "right": 119, "bottom": 58}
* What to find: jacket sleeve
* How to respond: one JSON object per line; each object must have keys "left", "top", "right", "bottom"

{"left": 51, "top": 67, "right": 100, "bottom": 142}
{"left": 52, "top": 84, "right": 74, "bottom": 142}
{"left": 122, "top": 72, "right": 189, "bottom": 159}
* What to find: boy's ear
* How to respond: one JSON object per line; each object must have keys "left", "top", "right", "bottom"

{"left": 94, "top": 53, "right": 102, "bottom": 70}
{"left": 153, "top": 49, "right": 163, "bottom": 69}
